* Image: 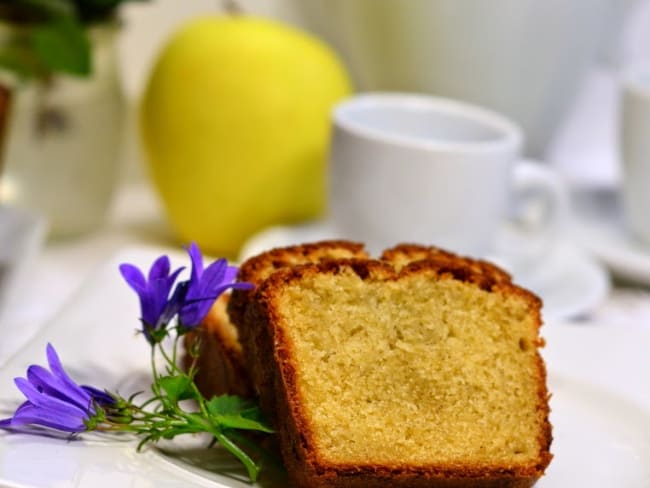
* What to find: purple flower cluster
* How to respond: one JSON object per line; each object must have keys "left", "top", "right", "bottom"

{"left": 0, "top": 243, "right": 252, "bottom": 438}
{"left": 119, "top": 242, "right": 252, "bottom": 343}
{"left": 0, "top": 344, "right": 113, "bottom": 433}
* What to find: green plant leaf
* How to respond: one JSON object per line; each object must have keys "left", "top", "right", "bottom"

{"left": 0, "top": 45, "right": 40, "bottom": 79}
{"left": 0, "top": 0, "right": 76, "bottom": 21}
{"left": 158, "top": 375, "right": 195, "bottom": 404}
{"left": 30, "top": 17, "right": 91, "bottom": 76}
{"left": 206, "top": 396, "right": 274, "bottom": 433}
{"left": 206, "top": 395, "right": 252, "bottom": 416}
{"left": 219, "top": 413, "right": 274, "bottom": 433}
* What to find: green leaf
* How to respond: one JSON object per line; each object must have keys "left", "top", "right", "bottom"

{"left": 0, "top": 45, "right": 41, "bottom": 79}
{"left": 2, "top": 0, "right": 76, "bottom": 21}
{"left": 219, "top": 414, "right": 274, "bottom": 433}
{"left": 206, "top": 395, "right": 252, "bottom": 416}
{"left": 30, "top": 18, "right": 91, "bottom": 77}
{"left": 158, "top": 375, "right": 195, "bottom": 404}
{"left": 23, "top": 0, "right": 75, "bottom": 17}
{"left": 206, "top": 395, "right": 274, "bottom": 433}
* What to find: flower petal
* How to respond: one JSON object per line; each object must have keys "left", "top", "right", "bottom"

{"left": 46, "top": 345, "right": 94, "bottom": 405}
{"left": 14, "top": 377, "right": 91, "bottom": 428}
{"left": 178, "top": 302, "right": 204, "bottom": 328}
{"left": 166, "top": 266, "right": 185, "bottom": 291}
{"left": 1, "top": 345, "right": 106, "bottom": 435}
{"left": 224, "top": 265, "right": 239, "bottom": 284}
{"left": 140, "top": 288, "right": 162, "bottom": 326}
{"left": 81, "top": 386, "right": 115, "bottom": 407}
{"left": 10, "top": 402, "right": 87, "bottom": 432}
{"left": 148, "top": 255, "right": 170, "bottom": 282}
{"left": 186, "top": 242, "right": 204, "bottom": 283}
{"left": 119, "top": 264, "right": 146, "bottom": 293}
{"left": 27, "top": 365, "right": 91, "bottom": 411}
{"left": 158, "top": 280, "right": 188, "bottom": 327}
{"left": 227, "top": 281, "right": 255, "bottom": 291}
{"left": 198, "top": 258, "right": 228, "bottom": 295}
{"left": 143, "top": 281, "right": 168, "bottom": 326}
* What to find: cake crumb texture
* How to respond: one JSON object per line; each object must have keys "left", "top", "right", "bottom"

{"left": 273, "top": 265, "right": 546, "bottom": 467}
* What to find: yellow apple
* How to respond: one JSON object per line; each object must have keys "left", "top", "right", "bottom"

{"left": 140, "top": 15, "right": 352, "bottom": 258}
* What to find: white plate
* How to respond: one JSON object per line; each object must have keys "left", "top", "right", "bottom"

{"left": 0, "top": 246, "right": 646, "bottom": 488}
{"left": 570, "top": 189, "right": 650, "bottom": 286}
{"left": 239, "top": 223, "right": 610, "bottom": 321}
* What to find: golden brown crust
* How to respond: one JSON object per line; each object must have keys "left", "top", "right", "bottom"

{"left": 382, "top": 244, "right": 512, "bottom": 285}
{"left": 228, "top": 240, "right": 367, "bottom": 329}
{"left": 230, "top": 239, "right": 367, "bottom": 324}
{"left": 251, "top": 259, "right": 552, "bottom": 488}
{"left": 238, "top": 240, "right": 368, "bottom": 284}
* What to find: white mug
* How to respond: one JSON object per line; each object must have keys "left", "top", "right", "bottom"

{"left": 620, "top": 69, "right": 650, "bottom": 245}
{"left": 328, "top": 93, "right": 566, "bottom": 258}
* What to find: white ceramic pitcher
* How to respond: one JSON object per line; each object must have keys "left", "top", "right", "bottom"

{"left": 290, "top": 0, "right": 636, "bottom": 157}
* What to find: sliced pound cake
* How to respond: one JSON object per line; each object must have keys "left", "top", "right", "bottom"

{"left": 230, "top": 244, "right": 552, "bottom": 487}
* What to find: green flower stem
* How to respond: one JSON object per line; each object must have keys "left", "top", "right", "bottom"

{"left": 171, "top": 332, "right": 181, "bottom": 370}
{"left": 86, "top": 323, "right": 270, "bottom": 482}
{"left": 214, "top": 430, "right": 260, "bottom": 482}
{"left": 157, "top": 339, "right": 180, "bottom": 375}
{"left": 136, "top": 395, "right": 159, "bottom": 411}
{"left": 228, "top": 429, "right": 283, "bottom": 471}
{"left": 150, "top": 347, "right": 160, "bottom": 394}
{"left": 184, "top": 339, "right": 201, "bottom": 379}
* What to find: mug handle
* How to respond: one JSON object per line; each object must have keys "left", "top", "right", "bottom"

{"left": 494, "top": 160, "right": 568, "bottom": 269}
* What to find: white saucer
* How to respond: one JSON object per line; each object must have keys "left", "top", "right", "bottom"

{"left": 570, "top": 190, "right": 650, "bottom": 286}
{"left": 239, "top": 222, "right": 610, "bottom": 322}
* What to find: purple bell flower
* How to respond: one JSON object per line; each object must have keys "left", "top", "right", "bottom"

{"left": 0, "top": 344, "right": 113, "bottom": 433}
{"left": 119, "top": 243, "right": 253, "bottom": 341}
{"left": 178, "top": 242, "right": 253, "bottom": 328}
{"left": 119, "top": 255, "right": 184, "bottom": 342}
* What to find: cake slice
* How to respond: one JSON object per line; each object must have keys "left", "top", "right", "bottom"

{"left": 233, "top": 250, "right": 552, "bottom": 487}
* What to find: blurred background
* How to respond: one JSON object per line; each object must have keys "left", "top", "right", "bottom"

{"left": 1, "top": 4, "right": 650, "bottom": 484}
{"left": 116, "top": 0, "right": 649, "bottom": 186}
{"left": 1, "top": 0, "right": 650, "bottom": 357}
{"left": 1, "top": 0, "right": 649, "bottom": 235}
